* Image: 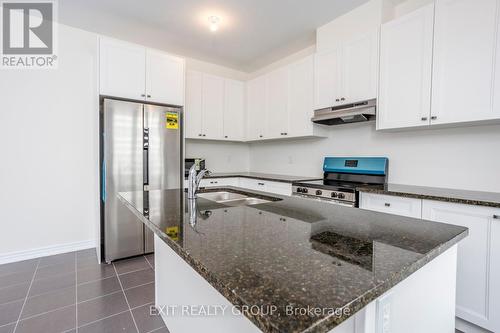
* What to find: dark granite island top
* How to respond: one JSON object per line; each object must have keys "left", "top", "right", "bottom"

{"left": 357, "top": 183, "right": 500, "bottom": 208}
{"left": 118, "top": 187, "right": 468, "bottom": 333}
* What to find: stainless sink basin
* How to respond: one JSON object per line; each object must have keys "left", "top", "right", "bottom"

{"left": 197, "top": 191, "right": 248, "bottom": 202}
{"left": 220, "top": 197, "right": 272, "bottom": 206}
{"left": 197, "top": 191, "right": 273, "bottom": 206}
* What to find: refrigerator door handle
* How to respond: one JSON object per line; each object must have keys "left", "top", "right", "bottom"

{"left": 143, "top": 128, "right": 149, "bottom": 186}
{"left": 143, "top": 149, "right": 149, "bottom": 185}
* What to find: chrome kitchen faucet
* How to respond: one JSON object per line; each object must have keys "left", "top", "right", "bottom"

{"left": 187, "top": 164, "right": 211, "bottom": 199}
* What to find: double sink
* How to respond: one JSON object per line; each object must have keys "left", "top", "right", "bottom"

{"left": 197, "top": 191, "right": 278, "bottom": 206}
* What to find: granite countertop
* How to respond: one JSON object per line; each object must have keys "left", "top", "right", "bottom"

{"left": 357, "top": 183, "right": 500, "bottom": 208}
{"left": 203, "top": 172, "right": 321, "bottom": 183}
{"left": 118, "top": 187, "right": 467, "bottom": 333}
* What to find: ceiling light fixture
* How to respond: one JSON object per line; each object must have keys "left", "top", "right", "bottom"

{"left": 208, "top": 16, "right": 220, "bottom": 32}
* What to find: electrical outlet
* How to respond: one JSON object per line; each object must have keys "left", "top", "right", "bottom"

{"left": 376, "top": 292, "right": 392, "bottom": 333}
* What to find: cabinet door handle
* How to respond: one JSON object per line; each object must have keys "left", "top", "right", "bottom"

{"left": 431, "top": 116, "right": 437, "bottom": 120}
{"left": 340, "top": 97, "right": 345, "bottom": 101}
{"left": 259, "top": 135, "right": 263, "bottom": 138}
{"left": 147, "top": 94, "right": 151, "bottom": 98}
{"left": 335, "top": 98, "right": 340, "bottom": 102}
{"left": 494, "top": 215, "right": 499, "bottom": 219}
{"left": 284, "top": 133, "right": 287, "bottom": 135}
{"left": 258, "top": 182, "right": 265, "bottom": 186}
{"left": 198, "top": 134, "right": 202, "bottom": 137}
{"left": 202, "top": 134, "right": 206, "bottom": 137}
{"left": 141, "top": 94, "right": 146, "bottom": 97}
{"left": 421, "top": 117, "right": 428, "bottom": 121}
{"left": 224, "top": 136, "right": 228, "bottom": 138}
{"left": 384, "top": 203, "right": 391, "bottom": 207}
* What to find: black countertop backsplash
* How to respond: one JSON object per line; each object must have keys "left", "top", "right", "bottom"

{"left": 118, "top": 187, "right": 467, "bottom": 333}
{"left": 204, "top": 172, "right": 321, "bottom": 183}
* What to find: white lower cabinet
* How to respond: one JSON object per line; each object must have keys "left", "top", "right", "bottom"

{"left": 361, "top": 192, "right": 500, "bottom": 332}
{"left": 359, "top": 193, "right": 422, "bottom": 218}
{"left": 422, "top": 200, "right": 500, "bottom": 332}
{"left": 197, "top": 177, "right": 292, "bottom": 196}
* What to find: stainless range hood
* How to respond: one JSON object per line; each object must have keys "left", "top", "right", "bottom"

{"left": 311, "top": 99, "right": 376, "bottom": 125}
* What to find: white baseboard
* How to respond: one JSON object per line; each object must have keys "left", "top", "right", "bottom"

{"left": 0, "top": 240, "right": 96, "bottom": 265}
{"left": 456, "top": 317, "right": 492, "bottom": 333}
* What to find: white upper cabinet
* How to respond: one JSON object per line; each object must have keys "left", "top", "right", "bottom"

{"left": 145, "top": 49, "right": 184, "bottom": 106}
{"left": 422, "top": 200, "right": 500, "bottom": 332}
{"left": 99, "top": 37, "right": 185, "bottom": 106}
{"left": 99, "top": 38, "right": 146, "bottom": 101}
{"left": 378, "top": 4, "right": 435, "bottom": 130}
{"left": 342, "top": 32, "right": 378, "bottom": 103}
{"left": 288, "top": 55, "right": 315, "bottom": 137}
{"left": 314, "top": 48, "right": 341, "bottom": 110}
{"left": 185, "top": 70, "right": 245, "bottom": 141}
{"left": 185, "top": 70, "right": 203, "bottom": 138}
{"left": 246, "top": 56, "right": 326, "bottom": 141}
{"left": 246, "top": 76, "right": 267, "bottom": 140}
{"left": 431, "top": 0, "right": 500, "bottom": 124}
{"left": 495, "top": 11, "right": 500, "bottom": 116}
{"left": 314, "top": 33, "right": 378, "bottom": 110}
{"left": 223, "top": 79, "right": 246, "bottom": 141}
{"left": 266, "top": 67, "right": 289, "bottom": 139}
{"left": 201, "top": 74, "right": 224, "bottom": 140}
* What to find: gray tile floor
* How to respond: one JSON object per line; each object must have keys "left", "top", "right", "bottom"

{"left": 0, "top": 249, "right": 169, "bottom": 333}
{"left": 0, "top": 250, "right": 468, "bottom": 333}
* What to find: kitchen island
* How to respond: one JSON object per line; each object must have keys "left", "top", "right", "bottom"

{"left": 118, "top": 187, "right": 468, "bottom": 333}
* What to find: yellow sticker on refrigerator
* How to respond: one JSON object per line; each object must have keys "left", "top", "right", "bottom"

{"left": 166, "top": 112, "right": 179, "bottom": 129}
{"left": 166, "top": 226, "right": 179, "bottom": 241}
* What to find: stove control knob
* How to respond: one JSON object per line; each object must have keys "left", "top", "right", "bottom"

{"left": 296, "top": 188, "right": 302, "bottom": 193}
{"left": 302, "top": 188, "right": 308, "bottom": 194}
{"left": 337, "top": 193, "right": 345, "bottom": 199}
{"left": 331, "top": 192, "right": 338, "bottom": 198}
{"left": 316, "top": 190, "right": 322, "bottom": 196}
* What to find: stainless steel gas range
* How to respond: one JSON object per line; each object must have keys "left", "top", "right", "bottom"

{"left": 292, "top": 157, "right": 388, "bottom": 207}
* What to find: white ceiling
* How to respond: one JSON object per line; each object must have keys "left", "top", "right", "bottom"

{"left": 58, "top": 0, "right": 369, "bottom": 72}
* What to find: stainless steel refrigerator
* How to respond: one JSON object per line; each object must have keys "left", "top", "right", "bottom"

{"left": 100, "top": 97, "right": 182, "bottom": 263}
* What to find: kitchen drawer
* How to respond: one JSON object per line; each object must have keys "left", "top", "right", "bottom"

{"left": 239, "top": 178, "right": 291, "bottom": 196}
{"left": 359, "top": 192, "right": 422, "bottom": 218}
{"left": 199, "top": 178, "right": 239, "bottom": 188}
{"left": 265, "top": 181, "right": 292, "bottom": 196}
{"left": 239, "top": 178, "right": 267, "bottom": 191}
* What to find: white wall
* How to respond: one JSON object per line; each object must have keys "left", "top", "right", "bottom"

{"left": 185, "top": 58, "right": 248, "bottom": 81}
{"left": 186, "top": 140, "right": 250, "bottom": 172}
{"left": 0, "top": 24, "right": 99, "bottom": 258}
{"left": 248, "top": 123, "right": 500, "bottom": 192}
